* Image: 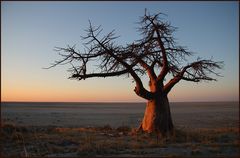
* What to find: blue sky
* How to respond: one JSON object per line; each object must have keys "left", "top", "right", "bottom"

{"left": 1, "top": 1, "right": 239, "bottom": 102}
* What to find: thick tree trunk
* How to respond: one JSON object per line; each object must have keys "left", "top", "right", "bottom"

{"left": 139, "top": 95, "right": 174, "bottom": 136}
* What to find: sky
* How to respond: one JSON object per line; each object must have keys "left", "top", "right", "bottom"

{"left": 1, "top": 1, "right": 239, "bottom": 102}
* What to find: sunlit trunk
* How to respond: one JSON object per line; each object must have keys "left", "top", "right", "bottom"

{"left": 139, "top": 94, "right": 174, "bottom": 136}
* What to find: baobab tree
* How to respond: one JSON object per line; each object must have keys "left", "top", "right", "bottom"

{"left": 46, "top": 11, "right": 223, "bottom": 136}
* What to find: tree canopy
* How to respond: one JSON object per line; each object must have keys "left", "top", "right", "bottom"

{"left": 46, "top": 10, "right": 223, "bottom": 100}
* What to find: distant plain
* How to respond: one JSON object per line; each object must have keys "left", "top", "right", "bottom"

{"left": 2, "top": 101, "right": 239, "bottom": 128}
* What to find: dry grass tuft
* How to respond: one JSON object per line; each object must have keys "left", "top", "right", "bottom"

{"left": 1, "top": 123, "right": 239, "bottom": 157}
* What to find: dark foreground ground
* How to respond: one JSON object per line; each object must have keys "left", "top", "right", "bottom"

{"left": 1, "top": 123, "right": 239, "bottom": 157}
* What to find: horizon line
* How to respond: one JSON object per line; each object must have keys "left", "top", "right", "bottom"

{"left": 1, "top": 100, "right": 239, "bottom": 103}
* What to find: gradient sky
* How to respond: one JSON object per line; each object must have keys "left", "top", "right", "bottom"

{"left": 1, "top": 1, "right": 239, "bottom": 102}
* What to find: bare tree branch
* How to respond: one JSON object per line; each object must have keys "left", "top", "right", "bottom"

{"left": 70, "top": 69, "right": 129, "bottom": 80}
{"left": 163, "top": 59, "right": 224, "bottom": 94}
{"left": 46, "top": 10, "right": 223, "bottom": 100}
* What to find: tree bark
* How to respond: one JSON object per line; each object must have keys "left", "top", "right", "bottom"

{"left": 139, "top": 94, "right": 174, "bottom": 136}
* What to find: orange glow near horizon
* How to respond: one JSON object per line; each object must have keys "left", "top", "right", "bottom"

{"left": 1, "top": 78, "right": 143, "bottom": 102}
{"left": 2, "top": 77, "right": 238, "bottom": 102}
